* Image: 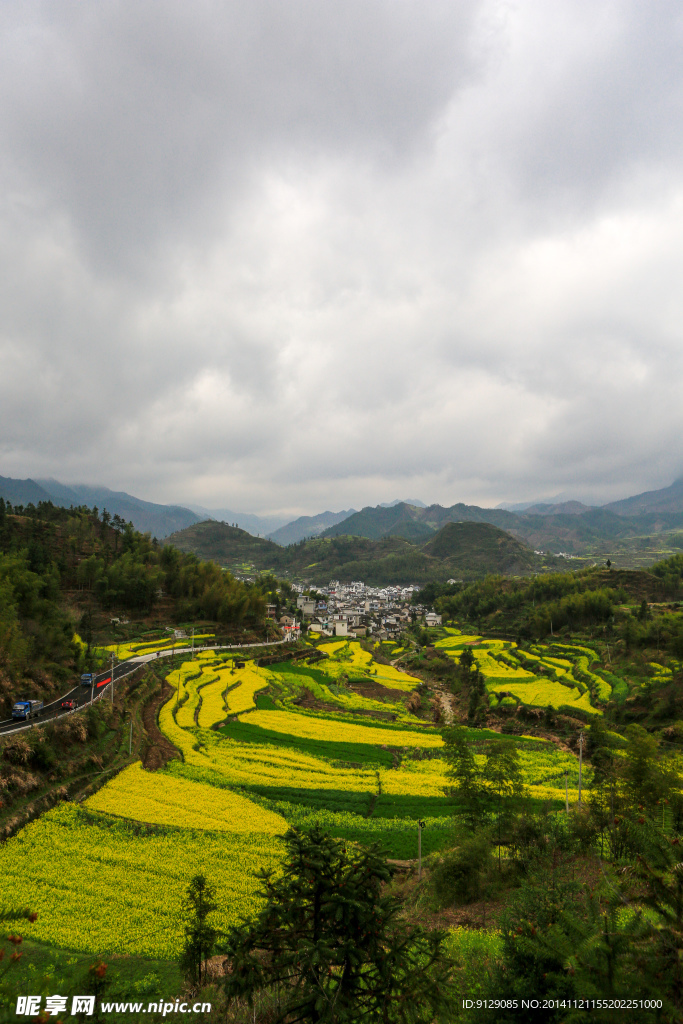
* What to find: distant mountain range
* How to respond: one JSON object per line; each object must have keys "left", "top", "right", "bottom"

{"left": 321, "top": 501, "right": 519, "bottom": 541}
{"left": 318, "top": 479, "right": 683, "bottom": 554}
{"left": 185, "top": 504, "right": 290, "bottom": 537}
{"left": 0, "top": 476, "right": 201, "bottom": 539}
{"left": 602, "top": 478, "right": 683, "bottom": 516}
{"left": 4, "top": 472, "right": 683, "bottom": 555}
{"left": 379, "top": 498, "right": 427, "bottom": 508}
{"left": 267, "top": 509, "right": 357, "bottom": 546}
{"left": 164, "top": 519, "right": 536, "bottom": 585}
{"left": 263, "top": 501, "right": 425, "bottom": 544}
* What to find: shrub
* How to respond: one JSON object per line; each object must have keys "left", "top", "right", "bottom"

{"left": 30, "top": 741, "right": 56, "bottom": 772}
{"left": 430, "top": 831, "right": 494, "bottom": 907}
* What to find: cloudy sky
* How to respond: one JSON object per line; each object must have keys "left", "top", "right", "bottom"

{"left": 1, "top": 0, "right": 683, "bottom": 516}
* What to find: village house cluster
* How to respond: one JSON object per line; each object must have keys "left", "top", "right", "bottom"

{"left": 268, "top": 580, "right": 442, "bottom": 640}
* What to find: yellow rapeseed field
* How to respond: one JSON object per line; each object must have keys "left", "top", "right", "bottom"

{"left": 348, "top": 642, "right": 373, "bottom": 669}
{"left": 0, "top": 804, "right": 283, "bottom": 958}
{"left": 487, "top": 679, "right": 599, "bottom": 714}
{"left": 473, "top": 650, "right": 535, "bottom": 681}
{"left": 158, "top": 694, "right": 379, "bottom": 793}
{"left": 196, "top": 672, "right": 231, "bottom": 728}
{"left": 224, "top": 665, "right": 271, "bottom": 715}
{"left": 0, "top": 622, "right": 593, "bottom": 964}
{"left": 370, "top": 664, "right": 421, "bottom": 691}
{"left": 379, "top": 759, "right": 449, "bottom": 798}
{"left": 239, "top": 710, "right": 443, "bottom": 748}
{"left": 171, "top": 738, "right": 378, "bottom": 793}
{"left": 99, "top": 635, "right": 215, "bottom": 660}
{"left": 86, "top": 762, "right": 287, "bottom": 834}
{"left": 434, "top": 634, "right": 481, "bottom": 650}
{"left": 318, "top": 640, "right": 348, "bottom": 656}
{"left": 174, "top": 664, "right": 210, "bottom": 729}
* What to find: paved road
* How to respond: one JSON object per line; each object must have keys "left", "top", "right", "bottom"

{"left": 0, "top": 658, "right": 139, "bottom": 736}
{"left": 0, "top": 638, "right": 291, "bottom": 736}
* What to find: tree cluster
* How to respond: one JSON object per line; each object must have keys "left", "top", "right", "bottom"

{"left": 183, "top": 827, "right": 455, "bottom": 1023}
{"left": 0, "top": 500, "right": 269, "bottom": 689}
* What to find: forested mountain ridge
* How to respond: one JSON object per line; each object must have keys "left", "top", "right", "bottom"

{"left": 0, "top": 476, "right": 202, "bottom": 539}
{"left": 0, "top": 498, "right": 270, "bottom": 716}
{"left": 421, "top": 521, "right": 534, "bottom": 574}
{"left": 164, "top": 518, "right": 539, "bottom": 585}
{"left": 320, "top": 494, "right": 683, "bottom": 556}
{"left": 321, "top": 501, "right": 519, "bottom": 541}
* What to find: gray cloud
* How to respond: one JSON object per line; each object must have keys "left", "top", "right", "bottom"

{"left": 1, "top": 0, "right": 683, "bottom": 515}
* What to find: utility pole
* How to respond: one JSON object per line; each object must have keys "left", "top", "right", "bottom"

{"left": 110, "top": 652, "right": 115, "bottom": 704}
{"left": 578, "top": 732, "right": 584, "bottom": 807}
{"left": 129, "top": 717, "right": 133, "bottom": 756}
{"left": 564, "top": 770, "right": 569, "bottom": 814}
{"left": 418, "top": 819, "right": 425, "bottom": 880}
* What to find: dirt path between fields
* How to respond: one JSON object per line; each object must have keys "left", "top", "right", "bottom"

{"left": 142, "top": 682, "right": 180, "bottom": 770}
{"left": 433, "top": 684, "right": 456, "bottom": 724}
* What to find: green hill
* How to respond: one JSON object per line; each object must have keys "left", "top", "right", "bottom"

{"left": 421, "top": 520, "right": 535, "bottom": 574}
{"left": 165, "top": 520, "right": 285, "bottom": 567}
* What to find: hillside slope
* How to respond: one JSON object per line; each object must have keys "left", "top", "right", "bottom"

{"left": 0, "top": 501, "right": 268, "bottom": 715}
{"left": 1, "top": 476, "right": 202, "bottom": 539}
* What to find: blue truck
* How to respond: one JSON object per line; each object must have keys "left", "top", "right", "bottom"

{"left": 12, "top": 700, "right": 43, "bottom": 721}
{"left": 80, "top": 673, "right": 95, "bottom": 687}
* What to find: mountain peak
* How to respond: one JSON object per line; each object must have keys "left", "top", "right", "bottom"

{"left": 379, "top": 498, "right": 426, "bottom": 508}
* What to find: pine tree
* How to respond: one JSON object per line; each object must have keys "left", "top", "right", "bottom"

{"left": 637, "top": 838, "right": 683, "bottom": 1013}
{"left": 180, "top": 875, "right": 218, "bottom": 988}
{"left": 459, "top": 647, "right": 475, "bottom": 676}
{"left": 224, "top": 826, "right": 454, "bottom": 1023}
{"left": 484, "top": 739, "right": 523, "bottom": 867}
{"left": 467, "top": 669, "right": 487, "bottom": 726}
{"left": 442, "top": 726, "right": 485, "bottom": 828}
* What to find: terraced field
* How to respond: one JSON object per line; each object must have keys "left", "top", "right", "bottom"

{"left": 0, "top": 635, "right": 585, "bottom": 959}
{"left": 434, "top": 629, "right": 617, "bottom": 715}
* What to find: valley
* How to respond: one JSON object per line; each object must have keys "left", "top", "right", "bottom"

{"left": 1, "top": 498, "right": 683, "bottom": 1019}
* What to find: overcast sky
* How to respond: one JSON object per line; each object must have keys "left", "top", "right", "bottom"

{"left": 1, "top": 0, "right": 683, "bottom": 515}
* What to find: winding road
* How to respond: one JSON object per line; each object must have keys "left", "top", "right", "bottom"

{"left": 0, "top": 637, "right": 291, "bottom": 736}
